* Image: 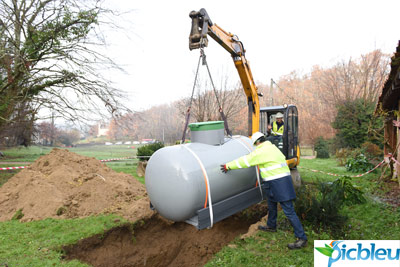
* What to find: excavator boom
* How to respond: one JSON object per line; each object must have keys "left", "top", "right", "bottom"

{"left": 189, "top": 8, "right": 261, "bottom": 136}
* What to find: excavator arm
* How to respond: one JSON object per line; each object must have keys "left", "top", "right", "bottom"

{"left": 189, "top": 8, "right": 261, "bottom": 136}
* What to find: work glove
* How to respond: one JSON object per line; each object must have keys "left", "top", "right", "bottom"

{"left": 220, "top": 164, "right": 229, "bottom": 173}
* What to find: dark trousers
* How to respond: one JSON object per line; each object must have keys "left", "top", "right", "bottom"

{"left": 266, "top": 197, "right": 307, "bottom": 240}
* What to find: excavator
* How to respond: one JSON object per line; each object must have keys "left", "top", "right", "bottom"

{"left": 189, "top": 8, "right": 301, "bottom": 185}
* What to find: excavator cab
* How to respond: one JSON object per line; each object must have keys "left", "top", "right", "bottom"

{"left": 259, "top": 105, "right": 299, "bottom": 169}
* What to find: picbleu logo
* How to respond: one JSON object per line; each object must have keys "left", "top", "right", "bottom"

{"left": 314, "top": 240, "right": 400, "bottom": 267}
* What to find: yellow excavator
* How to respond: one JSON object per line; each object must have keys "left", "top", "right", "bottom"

{"left": 189, "top": 8, "right": 301, "bottom": 185}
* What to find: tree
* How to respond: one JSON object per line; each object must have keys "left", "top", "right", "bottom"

{"left": 274, "top": 71, "right": 336, "bottom": 146}
{"left": 314, "top": 136, "right": 330, "bottom": 158}
{"left": 36, "top": 121, "right": 58, "bottom": 145}
{"left": 310, "top": 50, "right": 389, "bottom": 107}
{"left": 86, "top": 124, "right": 99, "bottom": 138}
{"left": 0, "top": 0, "right": 127, "bottom": 146}
{"left": 269, "top": 50, "right": 389, "bottom": 146}
{"left": 332, "top": 99, "right": 383, "bottom": 148}
{"left": 57, "top": 128, "right": 81, "bottom": 146}
{"left": 139, "top": 104, "right": 183, "bottom": 143}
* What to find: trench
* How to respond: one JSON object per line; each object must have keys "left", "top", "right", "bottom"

{"left": 63, "top": 204, "right": 267, "bottom": 267}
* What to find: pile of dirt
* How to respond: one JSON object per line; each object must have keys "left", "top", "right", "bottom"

{"left": 0, "top": 148, "right": 154, "bottom": 222}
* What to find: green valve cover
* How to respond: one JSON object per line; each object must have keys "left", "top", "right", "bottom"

{"left": 188, "top": 121, "right": 224, "bottom": 131}
{"left": 189, "top": 121, "right": 225, "bottom": 145}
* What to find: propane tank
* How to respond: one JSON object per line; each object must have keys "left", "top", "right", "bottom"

{"left": 145, "top": 121, "right": 258, "bottom": 222}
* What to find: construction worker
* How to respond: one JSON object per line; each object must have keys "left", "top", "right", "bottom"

{"left": 220, "top": 132, "right": 307, "bottom": 249}
{"left": 267, "top": 112, "right": 284, "bottom": 140}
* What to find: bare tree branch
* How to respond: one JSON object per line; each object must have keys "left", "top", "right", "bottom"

{"left": 0, "top": 0, "right": 130, "bottom": 145}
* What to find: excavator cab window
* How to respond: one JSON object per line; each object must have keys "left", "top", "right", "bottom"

{"left": 259, "top": 108, "right": 285, "bottom": 154}
{"left": 259, "top": 111, "right": 269, "bottom": 135}
{"left": 284, "top": 106, "right": 298, "bottom": 160}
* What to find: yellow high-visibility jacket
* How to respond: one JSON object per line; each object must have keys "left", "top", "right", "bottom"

{"left": 271, "top": 121, "right": 284, "bottom": 136}
{"left": 225, "top": 141, "right": 295, "bottom": 202}
{"left": 226, "top": 141, "right": 290, "bottom": 181}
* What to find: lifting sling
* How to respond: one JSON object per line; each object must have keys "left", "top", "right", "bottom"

{"left": 181, "top": 48, "right": 231, "bottom": 144}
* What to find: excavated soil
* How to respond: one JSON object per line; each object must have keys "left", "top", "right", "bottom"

{"left": 63, "top": 210, "right": 267, "bottom": 267}
{"left": 0, "top": 148, "right": 154, "bottom": 222}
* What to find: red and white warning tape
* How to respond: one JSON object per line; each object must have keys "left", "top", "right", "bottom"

{"left": 0, "top": 166, "right": 27, "bottom": 171}
{"left": 0, "top": 156, "right": 140, "bottom": 171}
{"left": 387, "top": 153, "right": 400, "bottom": 167}
{"left": 298, "top": 159, "right": 385, "bottom": 178}
{"left": 100, "top": 157, "right": 134, "bottom": 162}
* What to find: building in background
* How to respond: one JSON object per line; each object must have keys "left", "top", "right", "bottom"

{"left": 97, "top": 123, "right": 109, "bottom": 137}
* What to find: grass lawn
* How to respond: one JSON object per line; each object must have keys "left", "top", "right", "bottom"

{"left": 0, "top": 146, "right": 398, "bottom": 266}
{"left": 0, "top": 146, "right": 52, "bottom": 162}
{"left": 299, "top": 158, "right": 383, "bottom": 195}
{"left": 69, "top": 144, "right": 137, "bottom": 160}
{"left": 0, "top": 144, "right": 138, "bottom": 162}
{"left": 0, "top": 215, "right": 127, "bottom": 266}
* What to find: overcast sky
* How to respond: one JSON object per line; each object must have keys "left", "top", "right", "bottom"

{"left": 102, "top": 0, "right": 400, "bottom": 111}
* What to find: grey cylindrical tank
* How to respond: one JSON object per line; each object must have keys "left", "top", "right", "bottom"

{"left": 145, "top": 135, "right": 257, "bottom": 222}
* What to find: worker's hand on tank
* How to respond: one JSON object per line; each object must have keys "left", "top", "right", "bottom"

{"left": 220, "top": 164, "right": 229, "bottom": 173}
{"left": 268, "top": 125, "right": 272, "bottom": 130}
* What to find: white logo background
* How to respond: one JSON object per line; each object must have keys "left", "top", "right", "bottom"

{"left": 314, "top": 240, "right": 400, "bottom": 267}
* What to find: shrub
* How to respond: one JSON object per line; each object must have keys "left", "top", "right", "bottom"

{"left": 295, "top": 183, "right": 347, "bottom": 234}
{"left": 336, "top": 144, "right": 381, "bottom": 168}
{"left": 332, "top": 176, "right": 365, "bottom": 205}
{"left": 335, "top": 148, "right": 353, "bottom": 166}
{"left": 361, "top": 142, "right": 383, "bottom": 161}
{"left": 345, "top": 153, "right": 374, "bottom": 173}
{"left": 332, "top": 99, "right": 383, "bottom": 149}
{"left": 315, "top": 137, "right": 330, "bottom": 158}
{"left": 295, "top": 176, "right": 365, "bottom": 234}
{"left": 136, "top": 142, "right": 164, "bottom": 161}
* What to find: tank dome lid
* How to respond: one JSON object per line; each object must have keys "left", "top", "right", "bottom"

{"left": 189, "top": 121, "right": 224, "bottom": 132}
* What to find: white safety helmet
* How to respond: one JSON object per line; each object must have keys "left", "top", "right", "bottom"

{"left": 276, "top": 112, "right": 284, "bottom": 119}
{"left": 251, "top": 132, "right": 265, "bottom": 145}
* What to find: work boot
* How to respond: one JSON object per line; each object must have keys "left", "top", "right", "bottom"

{"left": 258, "top": 225, "right": 277, "bottom": 232}
{"left": 287, "top": 239, "right": 307, "bottom": 249}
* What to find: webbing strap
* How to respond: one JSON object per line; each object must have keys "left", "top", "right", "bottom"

{"left": 182, "top": 145, "right": 214, "bottom": 228}
{"left": 232, "top": 136, "right": 263, "bottom": 200}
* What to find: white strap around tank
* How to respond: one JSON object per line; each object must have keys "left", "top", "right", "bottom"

{"left": 182, "top": 144, "right": 214, "bottom": 228}
{"left": 232, "top": 136, "right": 263, "bottom": 200}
